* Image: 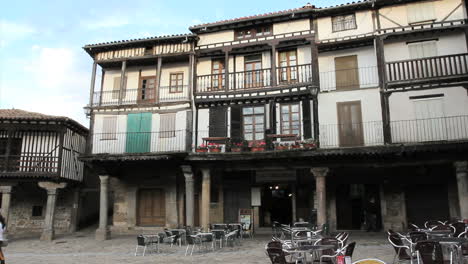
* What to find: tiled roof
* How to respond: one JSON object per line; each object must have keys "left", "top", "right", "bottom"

{"left": 190, "top": 4, "right": 316, "bottom": 29}
{"left": 0, "top": 109, "right": 88, "bottom": 133}
{"left": 84, "top": 33, "right": 196, "bottom": 49}
{"left": 0, "top": 109, "right": 68, "bottom": 120}
{"left": 189, "top": 1, "right": 373, "bottom": 29}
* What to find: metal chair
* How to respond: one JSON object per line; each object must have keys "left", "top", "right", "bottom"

{"left": 135, "top": 235, "right": 159, "bottom": 256}
{"left": 450, "top": 222, "right": 466, "bottom": 237}
{"left": 319, "top": 241, "right": 356, "bottom": 264}
{"left": 243, "top": 223, "right": 253, "bottom": 239}
{"left": 415, "top": 241, "right": 450, "bottom": 264}
{"left": 185, "top": 235, "right": 202, "bottom": 256}
{"left": 388, "top": 234, "right": 416, "bottom": 264}
{"left": 212, "top": 229, "right": 225, "bottom": 248}
{"left": 265, "top": 241, "right": 295, "bottom": 264}
{"left": 425, "top": 220, "right": 443, "bottom": 229}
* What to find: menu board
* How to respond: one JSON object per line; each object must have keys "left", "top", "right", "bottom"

{"left": 239, "top": 208, "right": 252, "bottom": 227}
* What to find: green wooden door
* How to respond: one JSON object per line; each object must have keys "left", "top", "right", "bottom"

{"left": 126, "top": 113, "right": 152, "bottom": 153}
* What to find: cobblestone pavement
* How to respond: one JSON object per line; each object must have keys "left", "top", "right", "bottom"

{"left": 4, "top": 230, "right": 395, "bottom": 264}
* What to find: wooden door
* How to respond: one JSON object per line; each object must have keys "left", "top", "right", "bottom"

{"left": 335, "top": 55, "right": 359, "bottom": 90}
{"left": 126, "top": 113, "right": 152, "bottom": 153}
{"left": 279, "top": 50, "right": 298, "bottom": 83}
{"left": 211, "top": 60, "right": 225, "bottom": 91}
{"left": 244, "top": 55, "right": 262, "bottom": 88}
{"left": 138, "top": 76, "right": 156, "bottom": 103}
{"left": 337, "top": 101, "right": 364, "bottom": 147}
{"left": 137, "top": 189, "right": 166, "bottom": 226}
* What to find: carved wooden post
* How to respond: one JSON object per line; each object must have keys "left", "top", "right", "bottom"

{"left": 311, "top": 168, "right": 329, "bottom": 227}
{"left": 376, "top": 36, "right": 392, "bottom": 144}
{"left": 118, "top": 61, "right": 127, "bottom": 105}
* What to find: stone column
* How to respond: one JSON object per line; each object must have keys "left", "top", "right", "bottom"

{"left": 0, "top": 185, "right": 14, "bottom": 226}
{"left": 182, "top": 166, "right": 195, "bottom": 227}
{"left": 455, "top": 161, "right": 468, "bottom": 220}
{"left": 201, "top": 168, "right": 211, "bottom": 230}
{"left": 96, "top": 175, "right": 110, "bottom": 241}
{"left": 38, "top": 182, "right": 67, "bottom": 241}
{"left": 311, "top": 168, "right": 329, "bottom": 227}
{"left": 291, "top": 185, "right": 297, "bottom": 223}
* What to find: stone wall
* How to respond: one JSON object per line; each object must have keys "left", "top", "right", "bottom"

{"left": 381, "top": 185, "right": 407, "bottom": 232}
{"left": 7, "top": 182, "right": 74, "bottom": 238}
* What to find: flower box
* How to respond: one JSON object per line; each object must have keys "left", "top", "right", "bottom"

{"left": 196, "top": 148, "right": 208, "bottom": 153}
{"left": 275, "top": 145, "right": 289, "bottom": 151}
{"left": 302, "top": 143, "right": 316, "bottom": 150}
{"left": 209, "top": 147, "right": 222, "bottom": 153}
{"left": 231, "top": 147, "right": 242, "bottom": 152}
{"left": 291, "top": 145, "right": 301, "bottom": 150}
{"left": 251, "top": 147, "right": 265, "bottom": 152}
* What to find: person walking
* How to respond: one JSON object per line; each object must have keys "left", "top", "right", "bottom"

{"left": 0, "top": 214, "right": 6, "bottom": 264}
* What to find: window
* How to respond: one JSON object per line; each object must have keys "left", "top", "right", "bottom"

{"left": 139, "top": 76, "right": 156, "bottom": 102}
{"left": 244, "top": 55, "right": 262, "bottom": 88}
{"left": 408, "top": 40, "right": 438, "bottom": 59}
{"left": 335, "top": 55, "right": 360, "bottom": 90}
{"left": 332, "top": 14, "right": 357, "bottom": 32}
{"left": 160, "top": 113, "right": 176, "bottom": 138}
{"left": 243, "top": 106, "right": 265, "bottom": 141}
{"left": 279, "top": 50, "right": 298, "bottom": 83}
{"left": 32, "top": 205, "right": 43, "bottom": 217}
{"left": 102, "top": 116, "right": 117, "bottom": 140}
{"left": 280, "top": 104, "right": 301, "bottom": 136}
{"left": 235, "top": 25, "right": 272, "bottom": 40}
{"left": 211, "top": 60, "right": 225, "bottom": 91}
{"left": 169, "top": 73, "right": 184, "bottom": 93}
{"left": 407, "top": 1, "right": 435, "bottom": 24}
{"left": 112, "top": 76, "right": 127, "bottom": 99}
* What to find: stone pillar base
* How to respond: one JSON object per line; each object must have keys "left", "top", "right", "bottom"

{"left": 95, "top": 228, "right": 110, "bottom": 241}
{"left": 40, "top": 229, "right": 54, "bottom": 241}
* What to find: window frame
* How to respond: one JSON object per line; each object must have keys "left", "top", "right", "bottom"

{"left": 211, "top": 60, "right": 225, "bottom": 91}
{"left": 138, "top": 75, "right": 157, "bottom": 103}
{"left": 242, "top": 105, "right": 265, "bottom": 141}
{"left": 101, "top": 116, "right": 118, "bottom": 140}
{"left": 280, "top": 103, "right": 301, "bottom": 137}
{"left": 331, "top": 13, "right": 357, "bottom": 32}
{"left": 169, "top": 72, "right": 184, "bottom": 93}
{"left": 235, "top": 25, "right": 272, "bottom": 40}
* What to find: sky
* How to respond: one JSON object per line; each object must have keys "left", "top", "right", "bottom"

{"left": 0, "top": 0, "right": 349, "bottom": 127}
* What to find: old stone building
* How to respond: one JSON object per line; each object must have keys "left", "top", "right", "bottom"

{"left": 82, "top": 0, "right": 468, "bottom": 240}
{"left": 0, "top": 109, "right": 97, "bottom": 240}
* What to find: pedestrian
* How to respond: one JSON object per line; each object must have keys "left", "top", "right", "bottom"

{"left": 365, "top": 196, "right": 378, "bottom": 232}
{"left": 0, "top": 213, "right": 6, "bottom": 264}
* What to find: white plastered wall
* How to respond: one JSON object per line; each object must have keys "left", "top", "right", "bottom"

{"left": 273, "top": 19, "right": 311, "bottom": 34}
{"left": 318, "top": 46, "right": 379, "bottom": 91}
{"left": 316, "top": 10, "right": 374, "bottom": 41}
{"left": 198, "top": 30, "right": 235, "bottom": 46}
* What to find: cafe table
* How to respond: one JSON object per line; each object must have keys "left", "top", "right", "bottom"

{"left": 430, "top": 237, "right": 468, "bottom": 264}
{"left": 286, "top": 244, "right": 336, "bottom": 264}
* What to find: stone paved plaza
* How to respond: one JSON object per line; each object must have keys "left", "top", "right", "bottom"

{"left": 3, "top": 230, "right": 395, "bottom": 264}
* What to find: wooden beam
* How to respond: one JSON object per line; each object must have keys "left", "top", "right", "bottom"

{"left": 88, "top": 62, "right": 97, "bottom": 107}
{"left": 224, "top": 49, "right": 230, "bottom": 91}
{"left": 118, "top": 60, "right": 127, "bottom": 105}
{"left": 155, "top": 57, "right": 162, "bottom": 104}
{"left": 375, "top": 36, "right": 392, "bottom": 144}
{"left": 270, "top": 43, "right": 277, "bottom": 86}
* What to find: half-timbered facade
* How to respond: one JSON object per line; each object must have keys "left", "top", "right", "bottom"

{"left": 0, "top": 109, "right": 90, "bottom": 240}
{"left": 84, "top": 0, "right": 468, "bottom": 239}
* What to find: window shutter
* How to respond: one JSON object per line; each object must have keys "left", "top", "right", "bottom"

{"left": 209, "top": 107, "right": 227, "bottom": 137}
{"left": 102, "top": 116, "right": 117, "bottom": 139}
{"left": 409, "top": 41, "right": 438, "bottom": 59}
{"left": 160, "top": 113, "right": 176, "bottom": 138}
{"left": 112, "top": 76, "right": 127, "bottom": 99}
{"left": 302, "top": 100, "right": 312, "bottom": 139}
{"left": 230, "top": 105, "right": 242, "bottom": 140}
{"left": 407, "top": 1, "right": 435, "bottom": 23}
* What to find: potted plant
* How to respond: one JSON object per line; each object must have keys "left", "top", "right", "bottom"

{"left": 208, "top": 143, "right": 222, "bottom": 153}
{"left": 291, "top": 141, "right": 302, "bottom": 150}
{"left": 274, "top": 142, "right": 289, "bottom": 151}
{"left": 301, "top": 138, "right": 317, "bottom": 150}
{"left": 230, "top": 142, "right": 244, "bottom": 152}
{"left": 196, "top": 144, "right": 208, "bottom": 153}
{"left": 251, "top": 140, "right": 266, "bottom": 152}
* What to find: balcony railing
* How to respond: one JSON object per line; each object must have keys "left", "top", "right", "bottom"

{"left": 91, "top": 130, "right": 189, "bottom": 154}
{"left": 193, "top": 115, "right": 468, "bottom": 152}
{"left": 320, "top": 116, "right": 468, "bottom": 148}
{"left": 195, "top": 64, "right": 312, "bottom": 94}
{"left": 319, "top": 66, "right": 379, "bottom": 91}
{"left": 386, "top": 53, "right": 468, "bottom": 85}
{"left": 91, "top": 85, "right": 190, "bottom": 107}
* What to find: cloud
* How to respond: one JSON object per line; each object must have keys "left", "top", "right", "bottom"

{"left": 0, "top": 20, "right": 36, "bottom": 47}
{"left": 4, "top": 47, "right": 90, "bottom": 126}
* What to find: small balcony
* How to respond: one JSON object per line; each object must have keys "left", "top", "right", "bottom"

{"left": 91, "top": 130, "right": 189, "bottom": 154}
{"left": 195, "top": 64, "right": 312, "bottom": 94}
{"left": 386, "top": 53, "right": 468, "bottom": 89}
{"left": 91, "top": 85, "right": 190, "bottom": 107}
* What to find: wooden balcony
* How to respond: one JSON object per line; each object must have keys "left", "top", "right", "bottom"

{"left": 195, "top": 64, "right": 313, "bottom": 96}
{"left": 91, "top": 85, "right": 190, "bottom": 108}
{"left": 385, "top": 53, "right": 468, "bottom": 90}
